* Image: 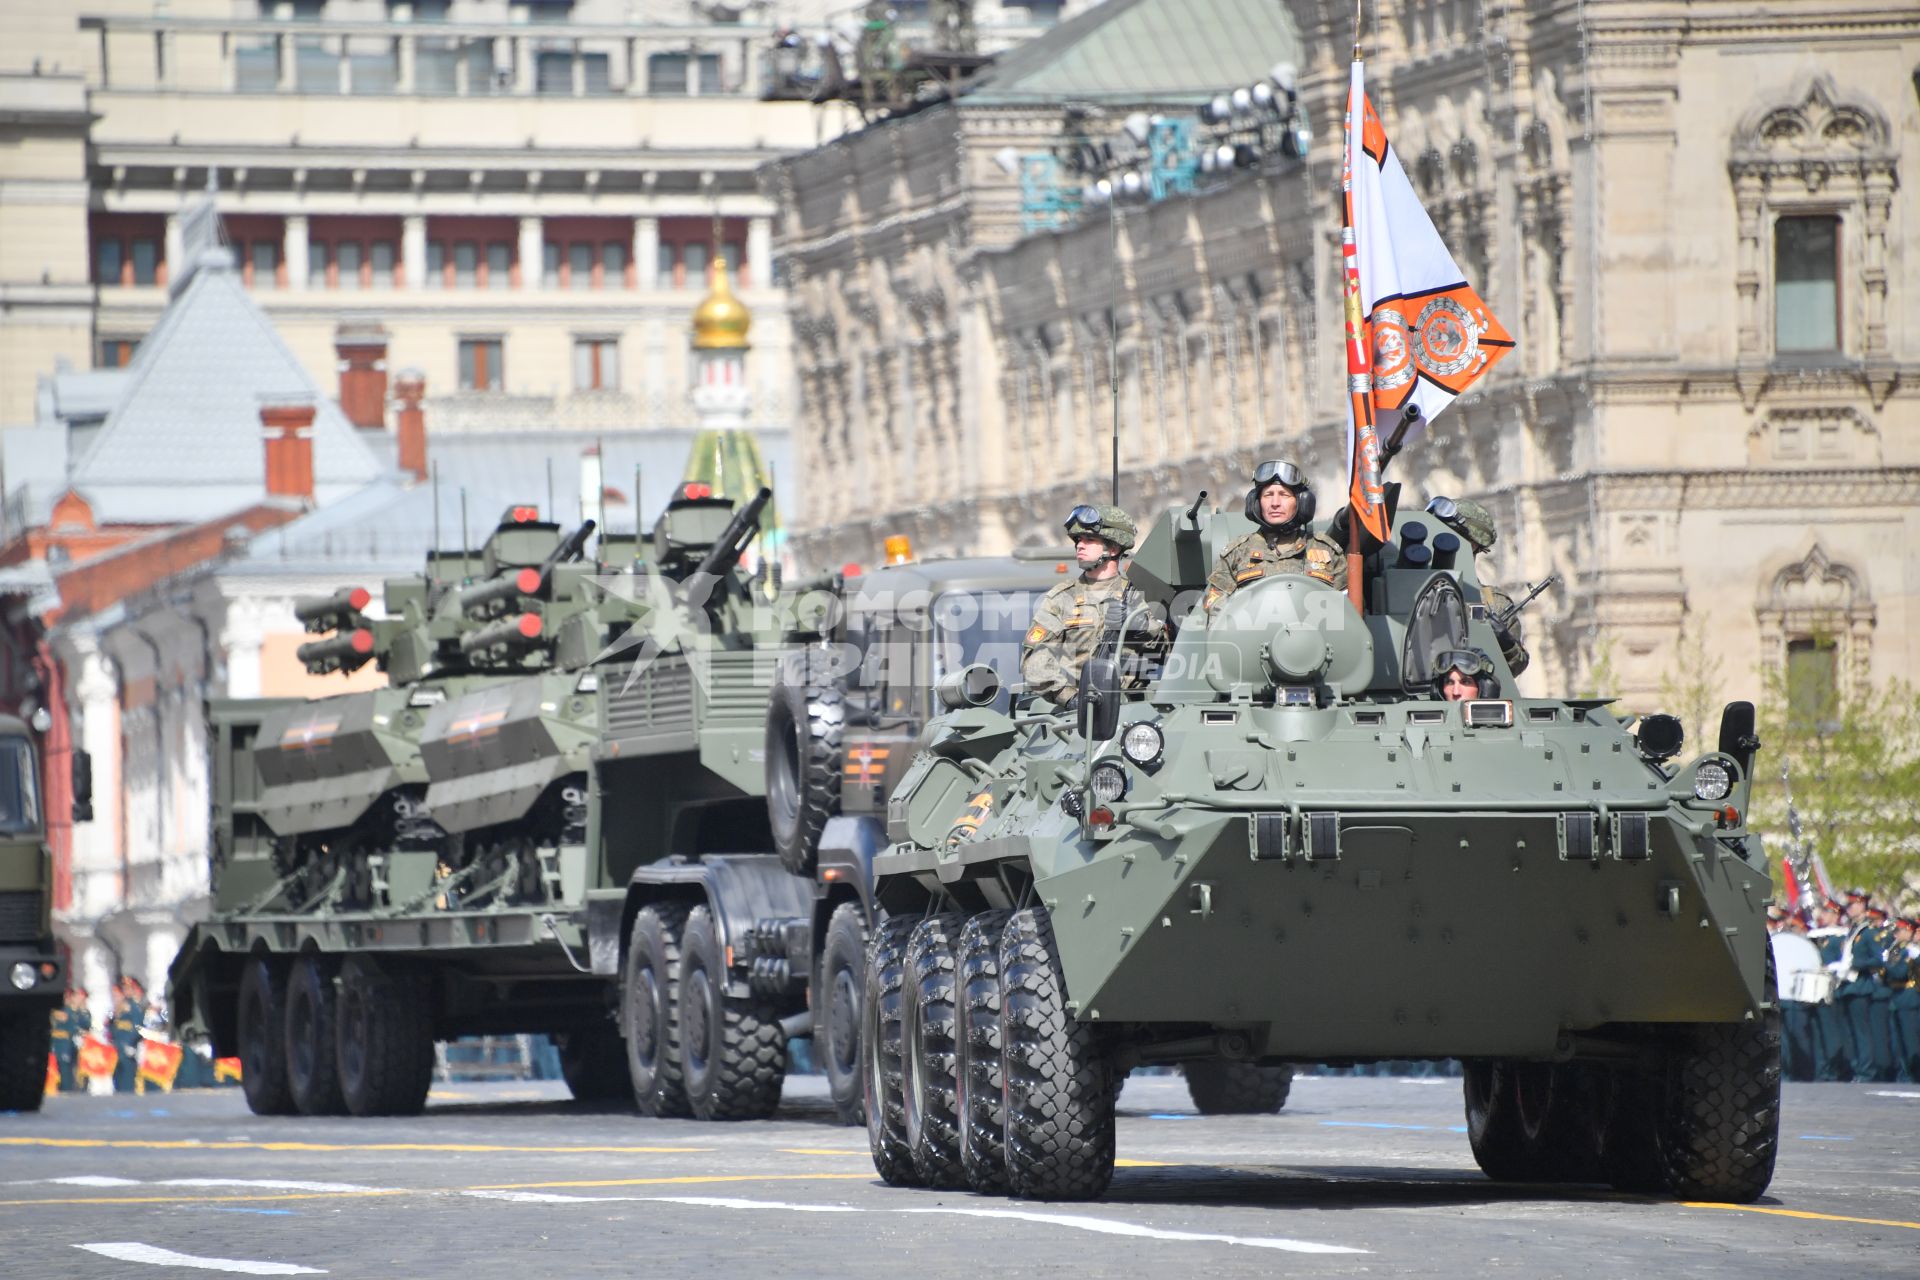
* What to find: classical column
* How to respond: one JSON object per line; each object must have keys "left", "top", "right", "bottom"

{"left": 164, "top": 214, "right": 183, "bottom": 283}
{"left": 635, "top": 216, "right": 660, "bottom": 289}
{"left": 518, "top": 215, "right": 543, "bottom": 289}
{"left": 746, "top": 216, "right": 771, "bottom": 289}
{"left": 396, "top": 33, "right": 416, "bottom": 93}
{"left": 285, "top": 215, "right": 309, "bottom": 290}
{"left": 402, "top": 214, "right": 427, "bottom": 289}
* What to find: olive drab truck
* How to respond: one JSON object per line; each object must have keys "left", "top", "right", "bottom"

{"left": 0, "top": 716, "right": 89, "bottom": 1111}
{"left": 862, "top": 498, "right": 1779, "bottom": 1204}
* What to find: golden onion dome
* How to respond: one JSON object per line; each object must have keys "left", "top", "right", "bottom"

{"left": 690, "top": 256, "right": 751, "bottom": 350}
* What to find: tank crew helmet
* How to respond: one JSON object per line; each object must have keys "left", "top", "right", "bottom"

{"left": 1064, "top": 504, "right": 1137, "bottom": 554}
{"left": 1433, "top": 647, "right": 1497, "bottom": 700}
{"left": 1244, "top": 459, "right": 1316, "bottom": 532}
{"left": 1425, "top": 496, "right": 1497, "bottom": 553}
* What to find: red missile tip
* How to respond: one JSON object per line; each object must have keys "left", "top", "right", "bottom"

{"left": 516, "top": 613, "right": 542, "bottom": 639}
{"left": 682, "top": 482, "right": 712, "bottom": 500}
{"left": 841, "top": 563, "right": 863, "bottom": 578}
{"left": 348, "top": 587, "right": 372, "bottom": 611}
{"left": 511, "top": 505, "right": 539, "bottom": 523}
{"left": 515, "top": 567, "right": 542, "bottom": 593}
{"left": 349, "top": 628, "right": 375, "bottom": 654}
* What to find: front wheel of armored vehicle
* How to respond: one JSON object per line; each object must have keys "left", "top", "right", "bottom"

{"left": 285, "top": 955, "right": 347, "bottom": 1116}
{"left": 1464, "top": 1060, "right": 1591, "bottom": 1182}
{"left": 1183, "top": 1062, "right": 1294, "bottom": 1115}
{"left": 335, "top": 957, "right": 433, "bottom": 1117}
{"left": 955, "top": 910, "right": 1013, "bottom": 1193}
{"left": 1654, "top": 973, "right": 1782, "bottom": 1202}
{"left": 624, "top": 902, "right": 691, "bottom": 1118}
{"left": 862, "top": 914, "right": 923, "bottom": 1186}
{"left": 237, "top": 955, "right": 295, "bottom": 1116}
{"left": 816, "top": 903, "right": 868, "bottom": 1126}
{"left": 904, "top": 914, "right": 965, "bottom": 1188}
{"left": 767, "top": 649, "right": 844, "bottom": 878}
{"left": 558, "top": 1023, "right": 630, "bottom": 1103}
{"left": 1000, "top": 907, "right": 1114, "bottom": 1201}
{"left": 679, "top": 906, "right": 784, "bottom": 1121}
{"left": 0, "top": 1011, "right": 52, "bottom": 1112}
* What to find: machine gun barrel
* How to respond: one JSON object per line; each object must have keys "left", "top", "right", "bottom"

{"left": 689, "top": 488, "right": 772, "bottom": 585}
{"left": 293, "top": 586, "right": 372, "bottom": 634}
{"left": 296, "top": 627, "right": 376, "bottom": 673}
{"left": 458, "top": 612, "right": 544, "bottom": 656}
{"left": 457, "top": 519, "right": 595, "bottom": 617}
{"left": 1494, "top": 572, "right": 1558, "bottom": 630}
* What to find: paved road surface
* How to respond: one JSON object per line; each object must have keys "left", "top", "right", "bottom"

{"left": 2, "top": 1075, "right": 1915, "bottom": 1277}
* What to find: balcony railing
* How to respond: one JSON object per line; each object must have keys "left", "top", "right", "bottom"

{"left": 78, "top": 14, "right": 776, "bottom": 99}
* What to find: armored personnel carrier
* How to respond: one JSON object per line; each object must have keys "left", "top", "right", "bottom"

{"left": 861, "top": 500, "right": 1778, "bottom": 1204}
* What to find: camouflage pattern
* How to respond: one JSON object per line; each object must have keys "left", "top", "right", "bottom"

{"left": 1443, "top": 498, "right": 1498, "bottom": 552}
{"left": 1067, "top": 505, "right": 1138, "bottom": 552}
{"left": 1203, "top": 528, "right": 1347, "bottom": 616}
{"left": 1020, "top": 573, "right": 1162, "bottom": 706}
{"left": 1484, "top": 584, "right": 1531, "bottom": 676}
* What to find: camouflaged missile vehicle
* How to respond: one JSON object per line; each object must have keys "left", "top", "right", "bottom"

{"left": 863, "top": 500, "right": 1778, "bottom": 1205}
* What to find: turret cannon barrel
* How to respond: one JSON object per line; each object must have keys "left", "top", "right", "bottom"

{"left": 294, "top": 586, "right": 372, "bottom": 634}
{"left": 296, "top": 627, "right": 376, "bottom": 674}
{"left": 459, "top": 520, "right": 597, "bottom": 619}
{"left": 691, "top": 489, "right": 771, "bottom": 584}
{"left": 459, "top": 612, "right": 544, "bottom": 657}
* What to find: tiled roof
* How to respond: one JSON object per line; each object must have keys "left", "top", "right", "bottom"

{"left": 68, "top": 248, "right": 383, "bottom": 521}
{"left": 966, "top": 0, "right": 1303, "bottom": 105}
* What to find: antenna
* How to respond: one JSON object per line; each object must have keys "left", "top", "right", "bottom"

{"left": 546, "top": 456, "right": 555, "bottom": 522}
{"left": 1107, "top": 192, "right": 1121, "bottom": 507}
{"left": 634, "top": 461, "right": 644, "bottom": 536}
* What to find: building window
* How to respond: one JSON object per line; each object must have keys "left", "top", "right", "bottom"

{"left": 454, "top": 241, "right": 478, "bottom": 288}
{"left": 603, "top": 241, "right": 627, "bottom": 283}
{"left": 249, "top": 240, "right": 280, "bottom": 289}
{"left": 130, "top": 239, "right": 160, "bottom": 286}
{"left": 426, "top": 241, "right": 446, "bottom": 288}
{"left": 98, "top": 338, "right": 138, "bottom": 368}
{"left": 96, "top": 239, "right": 124, "bottom": 284}
{"left": 1775, "top": 215, "right": 1839, "bottom": 353}
{"left": 544, "top": 242, "right": 562, "bottom": 289}
{"left": 648, "top": 52, "right": 689, "bottom": 94}
{"left": 487, "top": 243, "right": 512, "bottom": 289}
{"left": 1786, "top": 636, "right": 1838, "bottom": 730}
{"left": 544, "top": 235, "right": 627, "bottom": 289}
{"left": 308, "top": 241, "right": 330, "bottom": 289}
{"left": 574, "top": 337, "right": 618, "bottom": 391}
{"left": 336, "top": 240, "right": 363, "bottom": 291}
{"left": 371, "top": 240, "right": 395, "bottom": 282}
{"left": 459, "top": 337, "right": 503, "bottom": 391}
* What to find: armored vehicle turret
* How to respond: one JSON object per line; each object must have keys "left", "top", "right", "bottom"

{"left": 862, "top": 499, "right": 1778, "bottom": 1205}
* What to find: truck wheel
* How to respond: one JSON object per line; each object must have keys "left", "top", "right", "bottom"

{"left": 1464, "top": 1060, "right": 1587, "bottom": 1182}
{"left": 679, "top": 905, "right": 785, "bottom": 1121}
{"left": 766, "top": 649, "right": 843, "bottom": 878}
{"left": 905, "top": 913, "right": 965, "bottom": 1188}
{"left": 237, "top": 955, "right": 295, "bottom": 1116}
{"left": 1183, "top": 1061, "right": 1293, "bottom": 1114}
{"left": 624, "top": 902, "right": 691, "bottom": 1119}
{"left": 558, "top": 1023, "right": 630, "bottom": 1103}
{"left": 285, "top": 955, "right": 346, "bottom": 1116}
{"left": 1000, "top": 906, "right": 1114, "bottom": 1201}
{"left": 1654, "top": 979, "right": 1782, "bottom": 1202}
{"left": 336, "top": 959, "right": 433, "bottom": 1117}
{"left": 863, "top": 914, "right": 922, "bottom": 1186}
{"left": 0, "top": 1011, "right": 51, "bottom": 1112}
{"left": 816, "top": 902, "right": 868, "bottom": 1127}
{"left": 956, "top": 909, "right": 1012, "bottom": 1192}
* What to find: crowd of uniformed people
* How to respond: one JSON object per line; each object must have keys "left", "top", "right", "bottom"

{"left": 1771, "top": 891, "right": 1920, "bottom": 1083}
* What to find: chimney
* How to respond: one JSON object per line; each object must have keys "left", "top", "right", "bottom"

{"left": 335, "top": 321, "right": 389, "bottom": 429}
{"left": 394, "top": 368, "right": 427, "bottom": 482}
{"left": 260, "top": 398, "right": 317, "bottom": 502}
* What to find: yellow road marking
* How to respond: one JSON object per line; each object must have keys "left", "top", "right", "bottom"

{"left": 466, "top": 1174, "right": 875, "bottom": 1191}
{"left": 1681, "top": 1202, "right": 1920, "bottom": 1232}
{"left": 1115, "top": 1159, "right": 1177, "bottom": 1168}
{"left": 778, "top": 1147, "right": 868, "bottom": 1156}
{"left": 0, "top": 1190, "right": 412, "bottom": 1208}
{"left": 0, "top": 1172, "right": 873, "bottom": 1210}
{"left": 0, "top": 1137, "right": 709, "bottom": 1155}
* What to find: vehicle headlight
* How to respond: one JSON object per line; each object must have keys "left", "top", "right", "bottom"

{"left": 1693, "top": 760, "right": 1733, "bottom": 802}
{"left": 1089, "top": 761, "right": 1128, "bottom": 805}
{"left": 1122, "top": 721, "right": 1164, "bottom": 767}
{"left": 8, "top": 962, "right": 36, "bottom": 991}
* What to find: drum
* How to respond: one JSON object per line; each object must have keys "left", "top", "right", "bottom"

{"left": 1771, "top": 931, "right": 1829, "bottom": 1003}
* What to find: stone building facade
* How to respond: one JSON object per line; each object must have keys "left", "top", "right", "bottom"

{"left": 771, "top": 0, "right": 1920, "bottom": 712}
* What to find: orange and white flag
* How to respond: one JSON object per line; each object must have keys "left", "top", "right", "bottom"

{"left": 1342, "top": 60, "right": 1513, "bottom": 544}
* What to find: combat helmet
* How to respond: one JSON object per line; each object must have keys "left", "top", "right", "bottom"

{"left": 1244, "top": 459, "right": 1316, "bottom": 533}
{"left": 1426, "top": 496, "right": 1497, "bottom": 552}
{"left": 1433, "top": 647, "right": 1498, "bottom": 700}
{"left": 1064, "top": 504, "right": 1137, "bottom": 553}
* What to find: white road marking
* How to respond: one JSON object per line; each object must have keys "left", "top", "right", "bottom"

{"left": 464, "top": 1191, "right": 647, "bottom": 1204}
{"left": 647, "top": 1196, "right": 862, "bottom": 1214}
{"left": 29, "top": 1175, "right": 140, "bottom": 1187}
{"left": 77, "top": 1243, "right": 325, "bottom": 1275}
{"left": 1869, "top": 1090, "right": 1920, "bottom": 1100}
{"left": 1396, "top": 1078, "right": 1460, "bottom": 1086}
{"left": 902, "top": 1206, "right": 1369, "bottom": 1254}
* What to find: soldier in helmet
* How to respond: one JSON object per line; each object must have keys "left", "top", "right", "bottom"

{"left": 1021, "top": 504, "right": 1163, "bottom": 709}
{"left": 1433, "top": 648, "right": 1497, "bottom": 702}
{"left": 1425, "top": 496, "right": 1530, "bottom": 676}
{"left": 1204, "top": 460, "right": 1346, "bottom": 618}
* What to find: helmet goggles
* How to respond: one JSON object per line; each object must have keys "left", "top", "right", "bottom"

{"left": 1252, "top": 460, "right": 1306, "bottom": 489}
{"left": 1425, "top": 496, "right": 1460, "bottom": 521}
{"left": 1065, "top": 504, "right": 1102, "bottom": 534}
{"left": 1434, "top": 648, "right": 1493, "bottom": 678}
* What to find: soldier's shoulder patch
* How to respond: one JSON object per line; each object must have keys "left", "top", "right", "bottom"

{"left": 1025, "top": 623, "right": 1048, "bottom": 644}
{"left": 1306, "top": 546, "right": 1333, "bottom": 565}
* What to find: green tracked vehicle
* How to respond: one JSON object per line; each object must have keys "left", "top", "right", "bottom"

{"left": 862, "top": 499, "right": 1779, "bottom": 1204}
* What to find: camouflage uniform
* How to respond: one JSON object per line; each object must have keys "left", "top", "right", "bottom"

{"left": 1428, "top": 497, "right": 1530, "bottom": 677}
{"left": 1021, "top": 573, "right": 1161, "bottom": 707}
{"left": 1482, "top": 585, "right": 1530, "bottom": 677}
{"left": 1203, "top": 529, "right": 1347, "bottom": 617}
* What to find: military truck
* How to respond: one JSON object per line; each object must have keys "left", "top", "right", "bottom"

{"left": 861, "top": 499, "right": 1779, "bottom": 1204}
{"left": 0, "top": 716, "right": 88, "bottom": 1111}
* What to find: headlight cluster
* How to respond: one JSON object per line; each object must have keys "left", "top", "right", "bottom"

{"left": 1090, "top": 761, "right": 1129, "bottom": 804}
{"left": 1693, "top": 760, "right": 1733, "bottom": 802}
{"left": 1122, "top": 722, "right": 1164, "bottom": 767}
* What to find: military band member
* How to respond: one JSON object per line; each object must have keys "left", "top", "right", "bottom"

{"left": 1885, "top": 916, "right": 1920, "bottom": 1083}
{"left": 1837, "top": 891, "right": 1893, "bottom": 1083}
{"left": 1204, "top": 461, "right": 1344, "bottom": 618}
{"left": 1424, "top": 496, "right": 1530, "bottom": 677}
{"left": 1021, "top": 505, "right": 1162, "bottom": 709}
{"left": 1809, "top": 899, "right": 1853, "bottom": 1082}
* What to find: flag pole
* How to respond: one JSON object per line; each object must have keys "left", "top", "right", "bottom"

{"left": 1340, "top": 28, "right": 1374, "bottom": 613}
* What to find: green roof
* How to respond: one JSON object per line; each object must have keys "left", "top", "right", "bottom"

{"left": 965, "top": 0, "right": 1304, "bottom": 106}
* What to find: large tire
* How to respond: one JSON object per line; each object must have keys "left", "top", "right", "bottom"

{"left": 863, "top": 914, "right": 922, "bottom": 1186}
{"left": 237, "top": 955, "right": 295, "bottom": 1116}
{"left": 285, "top": 955, "right": 346, "bottom": 1116}
{"left": 678, "top": 906, "right": 785, "bottom": 1121}
{"left": 1464, "top": 1060, "right": 1593, "bottom": 1183}
{"left": 904, "top": 914, "right": 965, "bottom": 1188}
{"left": 815, "top": 902, "right": 868, "bottom": 1127}
{"left": 0, "top": 1011, "right": 51, "bottom": 1112}
{"left": 956, "top": 909, "right": 1013, "bottom": 1192}
{"left": 558, "top": 1022, "right": 630, "bottom": 1103}
{"left": 1655, "top": 986, "right": 1782, "bottom": 1202}
{"left": 1000, "top": 906, "right": 1114, "bottom": 1201}
{"left": 335, "top": 958, "right": 433, "bottom": 1117}
{"left": 766, "top": 648, "right": 844, "bottom": 878}
{"left": 1183, "top": 1061, "right": 1293, "bottom": 1115}
{"left": 623, "top": 902, "right": 691, "bottom": 1118}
